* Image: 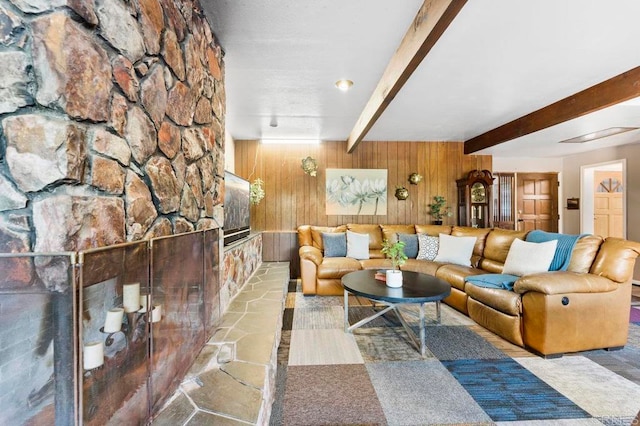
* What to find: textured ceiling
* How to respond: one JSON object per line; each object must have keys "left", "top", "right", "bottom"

{"left": 202, "top": 0, "right": 640, "bottom": 157}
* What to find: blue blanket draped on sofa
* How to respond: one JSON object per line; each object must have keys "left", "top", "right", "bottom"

{"left": 465, "top": 273, "right": 519, "bottom": 291}
{"left": 525, "top": 230, "right": 583, "bottom": 271}
{"left": 465, "top": 231, "right": 585, "bottom": 291}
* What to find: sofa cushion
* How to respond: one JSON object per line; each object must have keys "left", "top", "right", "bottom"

{"left": 415, "top": 224, "right": 452, "bottom": 236}
{"left": 479, "top": 258, "right": 507, "bottom": 274}
{"left": 347, "top": 224, "right": 383, "bottom": 249}
{"left": 452, "top": 226, "right": 491, "bottom": 260}
{"left": 436, "top": 264, "right": 485, "bottom": 291}
{"left": 381, "top": 224, "right": 415, "bottom": 244}
{"left": 567, "top": 235, "right": 603, "bottom": 273}
{"left": 434, "top": 234, "right": 477, "bottom": 267}
{"left": 311, "top": 225, "right": 347, "bottom": 250}
{"left": 360, "top": 258, "right": 392, "bottom": 270}
{"left": 401, "top": 259, "right": 443, "bottom": 275}
{"left": 317, "top": 257, "right": 362, "bottom": 279}
{"left": 416, "top": 234, "right": 438, "bottom": 260}
{"left": 482, "top": 229, "right": 529, "bottom": 265}
{"left": 322, "top": 232, "right": 347, "bottom": 257}
{"left": 590, "top": 237, "right": 640, "bottom": 283}
{"left": 467, "top": 298, "right": 524, "bottom": 346}
{"left": 298, "top": 225, "right": 313, "bottom": 247}
{"left": 398, "top": 233, "right": 419, "bottom": 258}
{"left": 346, "top": 230, "right": 370, "bottom": 259}
{"left": 466, "top": 283, "right": 522, "bottom": 316}
{"left": 369, "top": 249, "right": 385, "bottom": 259}
{"left": 503, "top": 238, "right": 557, "bottom": 276}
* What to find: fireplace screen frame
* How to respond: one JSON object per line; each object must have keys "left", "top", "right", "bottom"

{"left": 0, "top": 228, "right": 221, "bottom": 425}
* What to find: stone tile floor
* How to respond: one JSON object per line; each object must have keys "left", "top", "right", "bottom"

{"left": 152, "top": 262, "right": 289, "bottom": 425}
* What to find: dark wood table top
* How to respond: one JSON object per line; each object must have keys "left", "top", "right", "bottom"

{"left": 341, "top": 270, "right": 451, "bottom": 304}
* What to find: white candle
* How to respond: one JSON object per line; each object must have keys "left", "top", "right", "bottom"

{"left": 83, "top": 341, "right": 104, "bottom": 370}
{"left": 123, "top": 283, "right": 140, "bottom": 313}
{"left": 151, "top": 305, "right": 162, "bottom": 323}
{"left": 139, "top": 294, "right": 150, "bottom": 313}
{"left": 103, "top": 308, "right": 124, "bottom": 332}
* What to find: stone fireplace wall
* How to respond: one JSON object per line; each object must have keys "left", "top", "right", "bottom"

{"left": 0, "top": 1, "right": 226, "bottom": 423}
{"left": 0, "top": 0, "right": 225, "bottom": 261}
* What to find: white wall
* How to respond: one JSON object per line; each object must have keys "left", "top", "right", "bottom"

{"left": 493, "top": 157, "right": 563, "bottom": 172}
{"left": 493, "top": 156, "right": 564, "bottom": 233}
{"left": 562, "top": 143, "right": 640, "bottom": 282}
{"left": 225, "top": 129, "right": 235, "bottom": 172}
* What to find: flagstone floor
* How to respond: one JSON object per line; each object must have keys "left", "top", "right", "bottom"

{"left": 152, "top": 262, "right": 290, "bottom": 425}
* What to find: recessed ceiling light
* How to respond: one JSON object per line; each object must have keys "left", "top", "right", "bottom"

{"left": 559, "top": 127, "right": 639, "bottom": 144}
{"left": 335, "top": 79, "right": 354, "bottom": 91}
{"left": 261, "top": 139, "right": 321, "bottom": 145}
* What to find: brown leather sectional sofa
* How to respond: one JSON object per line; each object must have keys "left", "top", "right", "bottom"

{"left": 298, "top": 223, "right": 640, "bottom": 356}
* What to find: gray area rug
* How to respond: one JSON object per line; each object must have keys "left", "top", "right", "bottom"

{"left": 271, "top": 281, "right": 640, "bottom": 425}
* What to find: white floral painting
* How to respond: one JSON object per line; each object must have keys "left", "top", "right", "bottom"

{"left": 326, "top": 169, "right": 387, "bottom": 215}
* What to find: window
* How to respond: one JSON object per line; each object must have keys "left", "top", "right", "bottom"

{"left": 493, "top": 173, "right": 515, "bottom": 229}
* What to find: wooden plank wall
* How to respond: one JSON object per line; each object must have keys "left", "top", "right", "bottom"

{"left": 235, "top": 140, "right": 491, "bottom": 231}
{"left": 235, "top": 140, "right": 491, "bottom": 275}
{"left": 261, "top": 231, "right": 299, "bottom": 277}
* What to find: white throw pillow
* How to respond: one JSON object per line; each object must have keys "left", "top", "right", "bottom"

{"left": 416, "top": 234, "right": 439, "bottom": 261}
{"left": 346, "top": 230, "right": 370, "bottom": 260}
{"left": 502, "top": 238, "right": 558, "bottom": 276}
{"left": 433, "top": 233, "right": 477, "bottom": 267}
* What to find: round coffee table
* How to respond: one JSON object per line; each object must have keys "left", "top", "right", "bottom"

{"left": 342, "top": 270, "right": 451, "bottom": 356}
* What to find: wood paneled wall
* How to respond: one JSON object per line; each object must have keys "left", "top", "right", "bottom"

{"left": 234, "top": 140, "right": 491, "bottom": 231}
{"left": 262, "top": 231, "right": 299, "bottom": 277}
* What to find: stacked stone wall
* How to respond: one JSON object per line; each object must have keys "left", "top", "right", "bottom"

{"left": 0, "top": 0, "right": 225, "bottom": 264}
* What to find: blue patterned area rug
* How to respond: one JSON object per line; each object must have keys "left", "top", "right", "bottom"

{"left": 270, "top": 282, "right": 640, "bottom": 425}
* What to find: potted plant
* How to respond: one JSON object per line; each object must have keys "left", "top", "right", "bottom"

{"left": 428, "top": 195, "right": 452, "bottom": 225}
{"left": 250, "top": 178, "right": 265, "bottom": 205}
{"left": 381, "top": 239, "right": 408, "bottom": 288}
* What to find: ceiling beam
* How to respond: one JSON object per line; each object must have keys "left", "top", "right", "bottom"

{"left": 464, "top": 66, "right": 640, "bottom": 154}
{"left": 346, "top": 0, "right": 468, "bottom": 153}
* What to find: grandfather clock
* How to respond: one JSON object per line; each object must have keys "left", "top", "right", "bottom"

{"left": 457, "top": 170, "right": 494, "bottom": 228}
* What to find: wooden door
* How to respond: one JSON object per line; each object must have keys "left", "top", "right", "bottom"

{"left": 594, "top": 171, "right": 623, "bottom": 238}
{"left": 517, "top": 173, "right": 558, "bottom": 232}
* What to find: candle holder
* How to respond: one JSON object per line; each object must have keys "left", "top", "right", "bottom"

{"left": 100, "top": 306, "right": 146, "bottom": 346}
{"left": 99, "top": 326, "right": 127, "bottom": 347}
{"left": 83, "top": 364, "right": 104, "bottom": 376}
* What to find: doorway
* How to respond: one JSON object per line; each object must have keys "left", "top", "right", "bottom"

{"left": 580, "top": 160, "right": 627, "bottom": 238}
{"left": 516, "top": 173, "right": 559, "bottom": 232}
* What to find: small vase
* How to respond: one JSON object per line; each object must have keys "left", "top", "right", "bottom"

{"left": 432, "top": 220, "right": 443, "bottom": 225}
{"left": 386, "top": 270, "right": 403, "bottom": 288}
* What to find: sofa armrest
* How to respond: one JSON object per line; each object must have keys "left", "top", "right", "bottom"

{"left": 514, "top": 271, "right": 618, "bottom": 295}
{"left": 299, "top": 246, "right": 323, "bottom": 266}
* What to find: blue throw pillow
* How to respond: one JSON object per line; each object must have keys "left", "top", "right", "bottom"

{"left": 322, "top": 232, "right": 347, "bottom": 257}
{"left": 397, "top": 233, "right": 419, "bottom": 258}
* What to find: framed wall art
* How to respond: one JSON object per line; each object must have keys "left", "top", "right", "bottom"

{"left": 325, "top": 168, "right": 387, "bottom": 215}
